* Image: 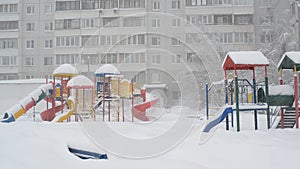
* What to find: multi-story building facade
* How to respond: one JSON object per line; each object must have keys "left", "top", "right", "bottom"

{"left": 0, "top": 0, "right": 19, "bottom": 80}
{"left": 0, "top": 0, "right": 294, "bottom": 106}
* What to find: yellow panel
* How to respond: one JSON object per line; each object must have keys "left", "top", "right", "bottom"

{"left": 110, "top": 79, "right": 119, "bottom": 95}
{"left": 13, "top": 108, "right": 26, "bottom": 119}
{"left": 120, "top": 80, "right": 132, "bottom": 98}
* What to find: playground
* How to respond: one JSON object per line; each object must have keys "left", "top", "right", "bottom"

{"left": 0, "top": 51, "right": 300, "bottom": 169}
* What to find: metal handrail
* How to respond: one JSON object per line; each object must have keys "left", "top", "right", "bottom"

{"left": 270, "top": 106, "right": 281, "bottom": 128}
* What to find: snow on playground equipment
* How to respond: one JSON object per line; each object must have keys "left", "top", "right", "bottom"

{"left": 276, "top": 52, "right": 300, "bottom": 128}
{"left": 205, "top": 51, "right": 272, "bottom": 132}
{"left": 1, "top": 83, "right": 53, "bottom": 123}
{"left": 222, "top": 51, "right": 270, "bottom": 132}
{"left": 94, "top": 64, "right": 158, "bottom": 122}
{"left": 62, "top": 75, "right": 94, "bottom": 122}
{"left": 41, "top": 64, "right": 79, "bottom": 121}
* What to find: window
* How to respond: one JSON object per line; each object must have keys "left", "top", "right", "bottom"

{"left": 153, "top": 1, "right": 160, "bottom": 10}
{"left": 56, "top": 36, "right": 80, "bottom": 47}
{"left": 26, "top": 23, "right": 35, "bottom": 31}
{"left": 213, "top": 0, "right": 232, "bottom": 5}
{"left": 0, "top": 38, "right": 18, "bottom": 49}
{"left": 82, "top": 0, "right": 99, "bottom": 9}
{"left": 171, "top": 37, "right": 180, "bottom": 46}
{"left": 151, "top": 55, "right": 161, "bottom": 64}
{"left": 234, "top": 0, "right": 253, "bottom": 6}
{"left": 103, "top": 17, "right": 121, "bottom": 27}
{"left": 0, "top": 4, "right": 18, "bottom": 13}
{"left": 44, "top": 22, "right": 53, "bottom": 31}
{"left": 25, "top": 75, "right": 34, "bottom": 79}
{"left": 44, "top": 57, "right": 53, "bottom": 65}
{"left": 219, "top": 33, "right": 233, "bottom": 43}
{"left": 25, "top": 57, "right": 34, "bottom": 66}
{"left": 152, "top": 19, "right": 160, "bottom": 28}
{"left": 172, "top": 19, "right": 180, "bottom": 27}
{"left": 186, "top": 0, "right": 203, "bottom": 6}
{"left": 260, "top": 0, "right": 271, "bottom": 7}
{"left": 55, "top": 54, "right": 80, "bottom": 64}
{"left": 119, "top": 0, "right": 145, "bottom": 8}
{"left": 186, "top": 15, "right": 213, "bottom": 25}
{"left": 56, "top": 1, "right": 80, "bottom": 11}
{"left": 260, "top": 30, "right": 273, "bottom": 43}
{"left": 234, "top": 14, "right": 253, "bottom": 25}
{"left": 26, "top": 5, "right": 34, "bottom": 14}
{"left": 171, "top": 54, "right": 181, "bottom": 64}
{"left": 152, "top": 37, "right": 160, "bottom": 46}
{"left": 171, "top": 0, "right": 180, "bottom": 9}
{"left": 214, "top": 15, "right": 232, "bottom": 25}
{"left": 151, "top": 72, "right": 161, "bottom": 82}
{"left": 55, "top": 19, "right": 80, "bottom": 30}
{"left": 44, "top": 3, "right": 53, "bottom": 13}
{"left": 0, "top": 56, "right": 17, "bottom": 66}
{"left": 234, "top": 32, "right": 254, "bottom": 43}
{"left": 82, "top": 35, "right": 99, "bottom": 47}
{"left": 187, "top": 53, "right": 200, "bottom": 63}
{"left": 26, "top": 40, "right": 34, "bottom": 49}
{"left": 123, "top": 17, "right": 144, "bottom": 27}
{"left": 81, "top": 54, "right": 99, "bottom": 65}
{"left": 81, "top": 18, "right": 98, "bottom": 28}
{"left": 260, "top": 16, "right": 273, "bottom": 25}
{"left": 44, "top": 39, "right": 53, "bottom": 48}
{"left": 0, "top": 21, "right": 18, "bottom": 30}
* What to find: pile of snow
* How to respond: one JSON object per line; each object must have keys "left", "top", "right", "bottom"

{"left": 222, "top": 51, "right": 269, "bottom": 67}
{"left": 67, "top": 75, "right": 93, "bottom": 88}
{"left": 269, "top": 85, "right": 294, "bottom": 96}
{"left": 95, "top": 64, "right": 120, "bottom": 75}
{"left": 53, "top": 64, "right": 79, "bottom": 76}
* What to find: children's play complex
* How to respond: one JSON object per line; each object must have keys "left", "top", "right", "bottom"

{"left": 1, "top": 64, "right": 158, "bottom": 123}
{"left": 205, "top": 51, "right": 300, "bottom": 132}
{"left": 2, "top": 51, "right": 300, "bottom": 134}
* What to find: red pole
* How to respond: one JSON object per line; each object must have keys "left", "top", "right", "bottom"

{"left": 117, "top": 77, "right": 120, "bottom": 122}
{"left": 75, "top": 89, "right": 78, "bottom": 122}
{"left": 294, "top": 66, "right": 299, "bottom": 128}
{"left": 52, "top": 79, "right": 56, "bottom": 119}
{"left": 102, "top": 76, "right": 105, "bottom": 121}
{"left": 131, "top": 79, "right": 134, "bottom": 122}
{"left": 280, "top": 68, "right": 284, "bottom": 128}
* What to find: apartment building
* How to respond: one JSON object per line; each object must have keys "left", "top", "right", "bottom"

{"left": 0, "top": 0, "right": 19, "bottom": 80}
{"left": 0, "top": 0, "right": 293, "bottom": 106}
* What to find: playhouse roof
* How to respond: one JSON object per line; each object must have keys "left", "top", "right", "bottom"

{"left": 53, "top": 64, "right": 79, "bottom": 77}
{"left": 94, "top": 64, "right": 120, "bottom": 77}
{"left": 67, "top": 75, "right": 93, "bottom": 89}
{"left": 222, "top": 51, "right": 269, "bottom": 71}
{"left": 277, "top": 52, "right": 300, "bottom": 70}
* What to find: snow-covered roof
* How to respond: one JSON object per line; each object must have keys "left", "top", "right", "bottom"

{"left": 53, "top": 64, "right": 79, "bottom": 77}
{"left": 269, "top": 85, "right": 294, "bottom": 96}
{"left": 222, "top": 51, "right": 269, "bottom": 70}
{"left": 94, "top": 64, "right": 120, "bottom": 77}
{"left": 277, "top": 52, "right": 300, "bottom": 70}
{"left": 67, "top": 75, "right": 93, "bottom": 89}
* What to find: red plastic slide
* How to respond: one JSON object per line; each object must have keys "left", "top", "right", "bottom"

{"left": 40, "top": 103, "right": 65, "bottom": 121}
{"left": 131, "top": 98, "right": 159, "bottom": 121}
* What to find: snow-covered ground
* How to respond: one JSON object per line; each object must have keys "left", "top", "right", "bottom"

{"left": 0, "top": 81, "right": 300, "bottom": 169}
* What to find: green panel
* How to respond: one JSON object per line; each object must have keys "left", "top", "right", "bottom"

{"left": 268, "top": 95, "right": 294, "bottom": 107}
{"left": 36, "top": 91, "right": 46, "bottom": 103}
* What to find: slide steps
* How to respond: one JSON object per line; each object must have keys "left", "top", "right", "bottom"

{"left": 277, "top": 109, "right": 296, "bottom": 128}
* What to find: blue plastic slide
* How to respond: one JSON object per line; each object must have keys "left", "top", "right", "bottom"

{"left": 203, "top": 106, "right": 233, "bottom": 133}
{"left": 68, "top": 146, "right": 108, "bottom": 160}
